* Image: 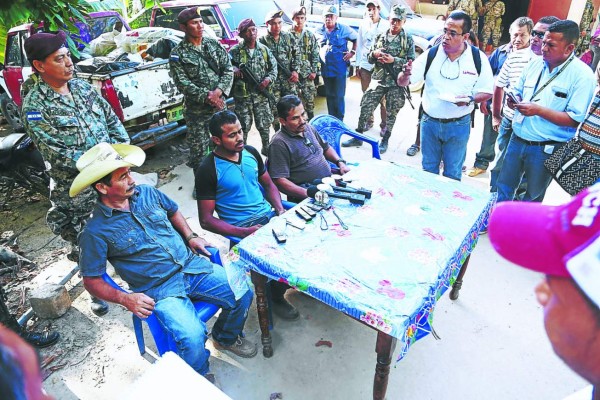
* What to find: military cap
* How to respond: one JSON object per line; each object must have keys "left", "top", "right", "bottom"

{"left": 322, "top": 4, "right": 338, "bottom": 16}
{"left": 177, "top": 7, "right": 202, "bottom": 24}
{"left": 238, "top": 18, "right": 256, "bottom": 34}
{"left": 292, "top": 6, "right": 306, "bottom": 18}
{"left": 265, "top": 9, "right": 284, "bottom": 24}
{"left": 390, "top": 4, "right": 408, "bottom": 20}
{"left": 24, "top": 30, "right": 67, "bottom": 63}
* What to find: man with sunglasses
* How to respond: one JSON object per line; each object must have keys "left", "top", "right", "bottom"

{"left": 397, "top": 10, "right": 493, "bottom": 181}
{"left": 268, "top": 95, "right": 350, "bottom": 202}
{"left": 496, "top": 20, "right": 595, "bottom": 203}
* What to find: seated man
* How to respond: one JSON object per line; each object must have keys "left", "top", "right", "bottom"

{"left": 268, "top": 95, "right": 350, "bottom": 202}
{"left": 72, "top": 143, "right": 256, "bottom": 378}
{"left": 196, "top": 110, "right": 299, "bottom": 321}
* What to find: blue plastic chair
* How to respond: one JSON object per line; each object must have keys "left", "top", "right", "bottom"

{"left": 101, "top": 247, "right": 223, "bottom": 357}
{"left": 309, "top": 114, "right": 381, "bottom": 163}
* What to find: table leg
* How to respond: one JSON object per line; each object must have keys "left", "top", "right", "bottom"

{"left": 250, "top": 270, "right": 273, "bottom": 357}
{"left": 449, "top": 254, "right": 471, "bottom": 300}
{"left": 373, "top": 331, "right": 397, "bottom": 400}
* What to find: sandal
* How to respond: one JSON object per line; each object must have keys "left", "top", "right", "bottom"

{"left": 406, "top": 144, "right": 420, "bottom": 157}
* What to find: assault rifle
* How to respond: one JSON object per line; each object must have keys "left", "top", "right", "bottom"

{"left": 274, "top": 54, "right": 293, "bottom": 79}
{"left": 239, "top": 63, "right": 277, "bottom": 105}
{"left": 382, "top": 62, "right": 415, "bottom": 110}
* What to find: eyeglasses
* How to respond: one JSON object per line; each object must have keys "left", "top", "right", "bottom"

{"left": 531, "top": 30, "right": 545, "bottom": 39}
{"left": 443, "top": 28, "right": 464, "bottom": 38}
{"left": 304, "top": 136, "right": 317, "bottom": 154}
{"left": 440, "top": 57, "right": 460, "bottom": 80}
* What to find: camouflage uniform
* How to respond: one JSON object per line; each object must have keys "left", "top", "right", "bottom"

{"left": 480, "top": 0, "right": 505, "bottom": 49}
{"left": 170, "top": 37, "right": 233, "bottom": 170}
{"left": 357, "top": 29, "right": 415, "bottom": 150}
{"left": 21, "top": 79, "right": 129, "bottom": 257}
{"left": 229, "top": 42, "right": 278, "bottom": 152}
{"left": 577, "top": 0, "right": 595, "bottom": 56}
{"left": 447, "top": 0, "right": 483, "bottom": 37}
{"left": 290, "top": 27, "right": 320, "bottom": 120}
{"left": 259, "top": 31, "right": 300, "bottom": 131}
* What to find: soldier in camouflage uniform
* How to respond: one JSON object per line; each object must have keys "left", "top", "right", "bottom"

{"left": 446, "top": 0, "right": 483, "bottom": 39}
{"left": 230, "top": 19, "right": 278, "bottom": 155}
{"left": 170, "top": 7, "right": 234, "bottom": 197}
{"left": 289, "top": 6, "right": 320, "bottom": 121}
{"left": 22, "top": 31, "right": 129, "bottom": 316}
{"left": 345, "top": 5, "right": 415, "bottom": 154}
{"left": 260, "top": 10, "right": 300, "bottom": 132}
{"left": 480, "top": 0, "right": 505, "bottom": 51}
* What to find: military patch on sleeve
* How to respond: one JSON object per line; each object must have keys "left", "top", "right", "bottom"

{"left": 26, "top": 111, "right": 42, "bottom": 121}
{"left": 170, "top": 54, "right": 180, "bottom": 62}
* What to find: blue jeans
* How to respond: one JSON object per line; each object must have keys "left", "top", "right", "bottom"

{"left": 421, "top": 113, "right": 471, "bottom": 181}
{"left": 490, "top": 116, "right": 513, "bottom": 192}
{"left": 496, "top": 135, "right": 554, "bottom": 202}
{"left": 473, "top": 114, "right": 498, "bottom": 169}
{"left": 153, "top": 267, "right": 254, "bottom": 375}
{"left": 323, "top": 76, "right": 347, "bottom": 121}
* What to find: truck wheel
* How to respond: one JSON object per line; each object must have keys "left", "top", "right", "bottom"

{"left": 0, "top": 93, "right": 24, "bottom": 132}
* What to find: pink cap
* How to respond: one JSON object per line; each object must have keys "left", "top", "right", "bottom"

{"left": 489, "top": 183, "right": 600, "bottom": 307}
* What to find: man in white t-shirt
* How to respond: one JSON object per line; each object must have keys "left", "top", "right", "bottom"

{"left": 397, "top": 10, "right": 493, "bottom": 181}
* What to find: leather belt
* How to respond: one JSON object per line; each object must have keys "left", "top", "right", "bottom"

{"left": 514, "top": 135, "right": 562, "bottom": 146}
{"left": 423, "top": 112, "right": 468, "bottom": 124}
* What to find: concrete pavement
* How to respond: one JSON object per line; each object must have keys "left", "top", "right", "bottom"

{"left": 42, "top": 77, "right": 585, "bottom": 400}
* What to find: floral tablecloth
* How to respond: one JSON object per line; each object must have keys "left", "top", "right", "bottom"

{"left": 227, "top": 159, "right": 496, "bottom": 362}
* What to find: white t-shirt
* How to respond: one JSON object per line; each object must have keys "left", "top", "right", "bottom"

{"left": 355, "top": 17, "right": 390, "bottom": 71}
{"left": 410, "top": 44, "right": 494, "bottom": 119}
{"left": 495, "top": 47, "right": 536, "bottom": 120}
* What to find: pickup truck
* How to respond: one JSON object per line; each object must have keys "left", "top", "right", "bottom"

{"left": 0, "top": 14, "right": 186, "bottom": 149}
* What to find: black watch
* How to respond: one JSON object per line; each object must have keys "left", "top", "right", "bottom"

{"left": 467, "top": 95, "right": 475, "bottom": 105}
{"left": 185, "top": 232, "right": 199, "bottom": 242}
{"left": 336, "top": 158, "right": 346, "bottom": 165}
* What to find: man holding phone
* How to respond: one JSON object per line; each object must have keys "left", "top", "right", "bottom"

{"left": 496, "top": 20, "right": 595, "bottom": 202}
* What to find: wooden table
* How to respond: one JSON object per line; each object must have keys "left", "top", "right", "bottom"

{"left": 231, "top": 159, "right": 495, "bottom": 399}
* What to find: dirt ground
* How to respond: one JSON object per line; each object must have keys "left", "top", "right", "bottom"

{"left": 0, "top": 120, "right": 192, "bottom": 386}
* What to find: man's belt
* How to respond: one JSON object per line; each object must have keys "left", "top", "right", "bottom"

{"left": 423, "top": 112, "right": 468, "bottom": 124}
{"left": 513, "top": 135, "right": 562, "bottom": 146}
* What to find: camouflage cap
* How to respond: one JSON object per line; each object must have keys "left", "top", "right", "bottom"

{"left": 177, "top": 7, "right": 202, "bottom": 24}
{"left": 322, "top": 4, "right": 338, "bottom": 16}
{"left": 24, "top": 31, "right": 67, "bottom": 63}
{"left": 238, "top": 18, "right": 256, "bottom": 34}
{"left": 390, "top": 4, "right": 408, "bottom": 20}
{"left": 265, "top": 9, "right": 284, "bottom": 24}
{"left": 292, "top": 6, "right": 306, "bottom": 18}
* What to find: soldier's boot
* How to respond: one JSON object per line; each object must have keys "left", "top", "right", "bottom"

{"left": 379, "top": 130, "right": 392, "bottom": 154}
{"left": 260, "top": 132, "right": 270, "bottom": 156}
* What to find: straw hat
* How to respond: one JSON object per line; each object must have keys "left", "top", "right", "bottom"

{"left": 69, "top": 143, "right": 146, "bottom": 197}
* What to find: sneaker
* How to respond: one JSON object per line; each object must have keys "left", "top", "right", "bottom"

{"left": 467, "top": 167, "right": 487, "bottom": 177}
{"left": 213, "top": 336, "right": 257, "bottom": 358}
{"left": 90, "top": 296, "right": 109, "bottom": 316}
{"left": 379, "top": 140, "right": 389, "bottom": 154}
{"left": 342, "top": 138, "right": 363, "bottom": 147}
{"left": 271, "top": 298, "right": 300, "bottom": 320}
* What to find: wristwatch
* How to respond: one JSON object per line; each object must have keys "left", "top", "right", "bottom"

{"left": 467, "top": 95, "right": 475, "bottom": 105}
{"left": 185, "top": 232, "right": 199, "bottom": 242}
{"left": 336, "top": 158, "right": 347, "bottom": 166}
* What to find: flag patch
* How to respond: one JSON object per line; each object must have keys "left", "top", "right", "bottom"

{"left": 26, "top": 111, "right": 42, "bottom": 121}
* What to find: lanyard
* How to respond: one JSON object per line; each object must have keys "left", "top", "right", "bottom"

{"left": 530, "top": 55, "right": 574, "bottom": 101}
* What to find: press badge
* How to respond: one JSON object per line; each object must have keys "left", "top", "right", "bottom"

{"left": 544, "top": 145, "right": 555, "bottom": 154}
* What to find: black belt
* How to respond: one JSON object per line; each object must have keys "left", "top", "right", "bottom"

{"left": 423, "top": 112, "right": 468, "bottom": 124}
{"left": 514, "top": 135, "right": 561, "bottom": 146}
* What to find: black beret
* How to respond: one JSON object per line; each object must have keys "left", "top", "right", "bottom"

{"left": 265, "top": 9, "right": 284, "bottom": 23}
{"left": 24, "top": 30, "right": 67, "bottom": 63}
{"left": 238, "top": 18, "right": 256, "bottom": 34}
{"left": 177, "top": 7, "right": 202, "bottom": 24}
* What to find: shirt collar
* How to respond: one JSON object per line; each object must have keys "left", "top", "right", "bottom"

{"left": 544, "top": 53, "right": 575, "bottom": 75}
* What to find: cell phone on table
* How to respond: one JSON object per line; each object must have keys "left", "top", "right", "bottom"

{"left": 272, "top": 228, "right": 287, "bottom": 243}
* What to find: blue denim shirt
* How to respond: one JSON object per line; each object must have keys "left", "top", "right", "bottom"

{"left": 316, "top": 23, "right": 357, "bottom": 78}
{"left": 79, "top": 185, "right": 213, "bottom": 301}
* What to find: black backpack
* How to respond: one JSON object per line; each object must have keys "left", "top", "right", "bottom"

{"left": 424, "top": 44, "right": 482, "bottom": 78}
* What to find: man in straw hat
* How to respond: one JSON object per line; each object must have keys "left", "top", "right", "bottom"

{"left": 489, "top": 183, "right": 600, "bottom": 397}
{"left": 22, "top": 30, "right": 130, "bottom": 316}
{"left": 72, "top": 143, "right": 257, "bottom": 376}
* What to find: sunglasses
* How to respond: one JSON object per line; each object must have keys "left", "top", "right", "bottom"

{"left": 531, "top": 30, "right": 545, "bottom": 39}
